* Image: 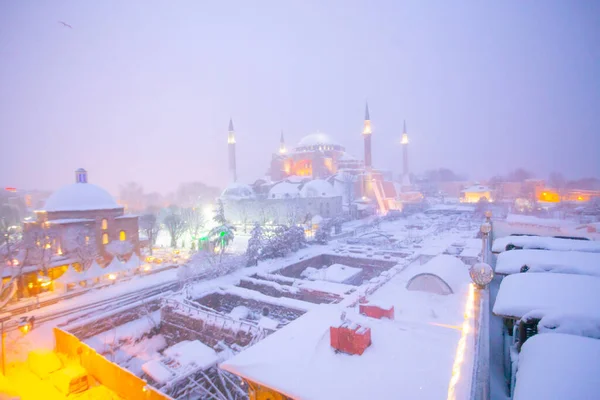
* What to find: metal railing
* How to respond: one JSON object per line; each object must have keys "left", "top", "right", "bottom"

{"left": 470, "top": 223, "right": 492, "bottom": 400}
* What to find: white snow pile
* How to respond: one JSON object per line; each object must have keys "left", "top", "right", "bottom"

{"left": 407, "top": 254, "right": 471, "bottom": 295}
{"left": 495, "top": 249, "right": 600, "bottom": 276}
{"left": 44, "top": 182, "right": 121, "bottom": 212}
{"left": 292, "top": 279, "right": 355, "bottom": 297}
{"left": 84, "top": 311, "right": 161, "bottom": 350}
{"left": 301, "top": 264, "right": 362, "bottom": 283}
{"left": 492, "top": 273, "right": 600, "bottom": 319}
{"left": 513, "top": 333, "right": 600, "bottom": 400}
{"left": 142, "top": 340, "right": 219, "bottom": 385}
{"left": 229, "top": 306, "right": 250, "bottom": 320}
{"left": 492, "top": 235, "right": 600, "bottom": 253}
{"left": 221, "top": 305, "right": 463, "bottom": 400}
{"left": 521, "top": 310, "right": 600, "bottom": 339}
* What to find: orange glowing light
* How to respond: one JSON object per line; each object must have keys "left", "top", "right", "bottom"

{"left": 447, "top": 283, "right": 475, "bottom": 400}
{"left": 108, "top": 273, "right": 116, "bottom": 280}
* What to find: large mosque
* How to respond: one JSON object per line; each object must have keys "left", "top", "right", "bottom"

{"left": 221, "top": 104, "right": 416, "bottom": 225}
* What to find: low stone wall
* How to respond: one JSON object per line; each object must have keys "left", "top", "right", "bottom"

{"left": 194, "top": 292, "right": 306, "bottom": 324}
{"left": 275, "top": 253, "right": 396, "bottom": 283}
{"left": 66, "top": 299, "right": 162, "bottom": 340}
{"left": 238, "top": 278, "right": 341, "bottom": 304}
{"left": 160, "top": 306, "right": 256, "bottom": 348}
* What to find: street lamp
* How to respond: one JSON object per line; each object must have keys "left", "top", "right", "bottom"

{"left": 469, "top": 262, "right": 494, "bottom": 289}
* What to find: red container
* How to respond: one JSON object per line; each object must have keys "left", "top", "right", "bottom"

{"left": 359, "top": 304, "right": 395, "bottom": 320}
{"left": 330, "top": 322, "right": 372, "bottom": 355}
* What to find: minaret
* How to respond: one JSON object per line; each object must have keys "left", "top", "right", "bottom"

{"left": 279, "top": 130, "right": 286, "bottom": 154}
{"left": 228, "top": 118, "right": 237, "bottom": 182}
{"left": 362, "top": 102, "right": 372, "bottom": 169}
{"left": 401, "top": 120, "right": 410, "bottom": 187}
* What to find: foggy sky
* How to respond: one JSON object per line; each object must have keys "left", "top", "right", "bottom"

{"left": 1, "top": 1, "right": 599, "bottom": 195}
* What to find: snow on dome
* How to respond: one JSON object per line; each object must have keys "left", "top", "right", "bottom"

{"left": 406, "top": 254, "right": 470, "bottom": 295}
{"left": 44, "top": 182, "right": 121, "bottom": 212}
{"left": 268, "top": 181, "right": 300, "bottom": 199}
{"left": 297, "top": 132, "right": 337, "bottom": 147}
{"left": 300, "top": 179, "right": 336, "bottom": 198}
{"left": 221, "top": 183, "right": 255, "bottom": 200}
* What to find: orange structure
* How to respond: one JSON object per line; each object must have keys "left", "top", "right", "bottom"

{"left": 330, "top": 321, "right": 372, "bottom": 355}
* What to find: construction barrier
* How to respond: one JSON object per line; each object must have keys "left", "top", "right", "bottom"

{"left": 54, "top": 328, "right": 172, "bottom": 400}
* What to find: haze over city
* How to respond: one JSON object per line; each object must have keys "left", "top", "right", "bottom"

{"left": 1, "top": 1, "right": 599, "bottom": 194}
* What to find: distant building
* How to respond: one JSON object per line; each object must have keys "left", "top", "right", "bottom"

{"left": 225, "top": 104, "right": 409, "bottom": 219}
{"left": 460, "top": 184, "right": 493, "bottom": 203}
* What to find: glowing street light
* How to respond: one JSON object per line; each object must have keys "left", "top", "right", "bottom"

{"left": 108, "top": 273, "right": 117, "bottom": 280}
{"left": 469, "top": 262, "right": 494, "bottom": 289}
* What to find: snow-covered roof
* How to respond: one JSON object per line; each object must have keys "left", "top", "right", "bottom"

{"left": 339, "top": 152, "right": 358, "bottom": 161}
{"left": 46, "top": 218, "right": 94, "bottom": 225}
{"left": 84, "top": 260, "right": 108, "bottom": 280}
{"left": 495, "top": 249, "right": 600, "bottom": 277}
{"left": 492, "top": 236, "right": 600, "bottom": 253}
{"left": 268, "top": 181, "right": 300, "bottom": 199}
{"left": 492, "top": 273, "right": 600, "bottom": 319}
{"left": 300, "top": 179, "right": 336, "bottom": 198}
{"left": 513, "top": 333, "right": 600, "bottom": 400}
{"left": 407, "top": 254, "right": 471, "bottom": 294}
{"left": 221, "top": 305, "right": 462, "bottom": 400}
{"left": 221, "top": 182, "right": 255, "bottom": 200}
{"left": 163, "top": 340, "right": 218, "bottom": 370}
{"left": 44, "top": 182, "right": 122, "bottom": 212}
{"left": 54, "top": 266, "right": 86, "bottom": 284}
{"left": 142, "top": 340, "right": 219, "bottom": 385}
{"left": 296, "top": 132, "right": 340, "bottom": 149}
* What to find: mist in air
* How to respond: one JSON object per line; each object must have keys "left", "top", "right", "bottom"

{"left": 1, "top": 1, "right": 599, "bottom": 194}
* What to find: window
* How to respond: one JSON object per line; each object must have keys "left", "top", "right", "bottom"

{"left": 85, "top": 236, "right": 90, "bottom": 245}
{"left": 101, "top": 218, "right": 108, "bottom": 230}
{"left": 102, "top": 233, "right": 109, "bottom": 245}
{"left": 119, "top": 230, "right": 126, "bottom": 241}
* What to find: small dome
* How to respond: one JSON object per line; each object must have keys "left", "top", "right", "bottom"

{"left": 221, "top": 183, "right": 255, "bottom": 200}
{"left": 300, "top": 179, "right": 336, "bottom": 198}
{"left": 268, "top": 181, "right": 300, "bottom": 199}
{"left": 44, "top": 182, "right": 121, "bottom": 212}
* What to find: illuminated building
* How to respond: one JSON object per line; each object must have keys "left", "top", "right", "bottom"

{"left": 460, "top": 185, "right": 493, "bottom": 203}
{"left": 22, "top": 169, "right": 140, "bottom": 280}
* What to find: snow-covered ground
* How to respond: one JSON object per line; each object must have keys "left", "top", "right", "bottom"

{"left": 4, "top": 210, "right": 488, "bottom": 399}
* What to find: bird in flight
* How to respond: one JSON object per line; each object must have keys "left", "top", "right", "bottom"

{"left": 58, "top": 21, "right": 73, "bottom": 29}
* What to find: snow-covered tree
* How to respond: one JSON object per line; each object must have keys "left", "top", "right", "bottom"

{"left": 284, "top": 225, "right": 307, "bottom": 252}
{"left": 246, "top": 223, "right": 264, "bottom": 266}
{"left": 182, "top": 207, "right": 205, "bottom": 241}
{"left": 209, "top": 200, "right": 236, "bottom": 260}
{"left": 105, "top": 240, "right": 134, "bottom": 259}
{"left": 119, "top": 182, "right": 145, "bottom": 212}
{"left": 23, "top": 228, "right": 58, "bottom": 274}
{"left": 314, "top": 219, "right": 332, "bottom": 244}
{"left": 139, "top": 213, "right": 160, "bottom": 254}
{"left": 163, "top": 206, "right": 187, "bottom": 248}
{"left": 63, "top": 226, "right": 99, "bottom": 268}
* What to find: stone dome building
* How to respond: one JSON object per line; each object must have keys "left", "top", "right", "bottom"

{"left": 23, "top": 168, "right": 140, "bottom": 271}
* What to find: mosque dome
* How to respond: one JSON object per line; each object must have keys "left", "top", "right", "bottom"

{"left": 221, "top": 183, "right": 255, "bottom": 200}
{"left": 295, "top": 132, "right": 345, "bottom": 152}
{"left": 300, "top": 179, "right": 336, "bottom": 198}
{"left": 268, "top": 181, "right": 301, "bottom": 199}
{"left": 44, "top": 169, "right": 121, "bottom": 212}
